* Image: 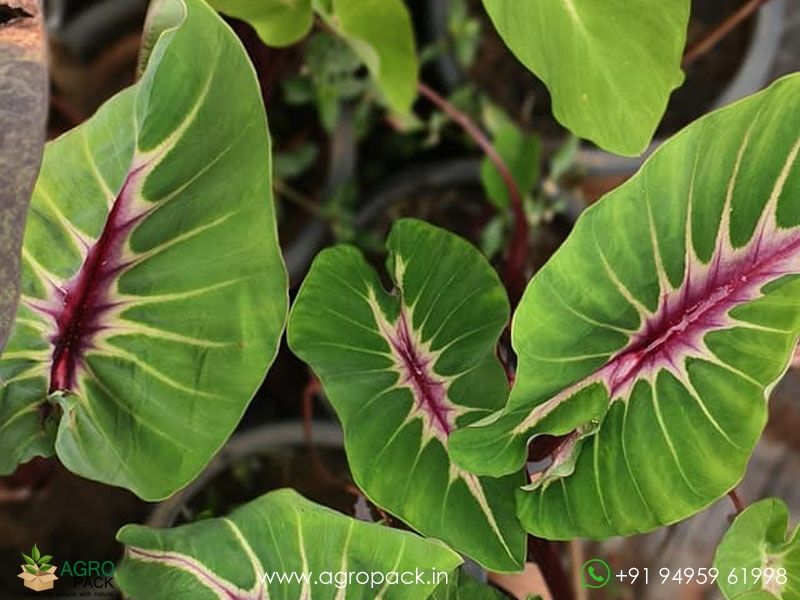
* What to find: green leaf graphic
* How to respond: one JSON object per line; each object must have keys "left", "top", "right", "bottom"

{"left": 207, "top": 0, "right": 313, "bottom": 47}
{"left": 117, "top": 489, "right": 462, "bottom": 599}
{"left": 289, "top": 219, "right": 525, "bottom": 571}
{"left": 0, "top": 0, "right": 288, "bottom": 500}
{"left": 22, "top": 553, "right": 35, "bottom": 566}
{"left": 450, "top": 75, "right": 800, "bottom": 538}
{"left": 38, "top": 555, "right": 52, "bottom": 565}
{"left": 31, "top": 544, "right": 39, "bottom": 562}
{"left": 24, "top": 565, "right": 37, "bottom": 575}
{"left": 715, "top": 498, "right": 799, "bottom": 600}
{"left": 481, "top": 0, "right": 689, "bottom": 155}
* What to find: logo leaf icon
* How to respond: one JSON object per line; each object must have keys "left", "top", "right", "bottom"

{"left": 39, "top": 564, "right": 52, "bottom": 571}
{"left": 31, "top": 544, "right": 40, "bottom": 562}
{"left": 22, "top": 553, "right": 35, "bottom": 566}
{"left": 24, "top": 565, "right": 37, "bottom": 575}
{"left": 38, "top": 555, "right": 52, "bottom": 564}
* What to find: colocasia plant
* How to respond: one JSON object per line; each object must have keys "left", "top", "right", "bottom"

{"left": 0, "top": 0, "right": 798, "bottom": 598}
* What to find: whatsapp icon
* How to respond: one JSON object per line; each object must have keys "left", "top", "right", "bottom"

{"left": 581, "top": 559, "right": 611, "bottom": 588}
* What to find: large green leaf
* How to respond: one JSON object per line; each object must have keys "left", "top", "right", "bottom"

{"left": 481, "top": 0, "right": 689, "bottom": 156}
{"left": 207, "top": 0, "right": 313, "bottom": 47}
{"left": 450, "top": 75, "right": 800, "bottom": 538}
{"left": 117, "top": 488, "right": 462, "bottom": 599}
{"left": 715, "top": 498, "right": 800, "bottom": 600}
{"left": 0, "top": 0, "right": 287, "bottom": 499}
{"left": 0, "top": 0, "right": 48, "bottom": 354}
{"left": 315, "top": 0, "right": 418, "bottom": 114}
{"left": 288, "top": 219, "right": 525, "bottom": 572}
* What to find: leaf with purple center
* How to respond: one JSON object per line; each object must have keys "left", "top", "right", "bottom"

{"left": 449, "top": 74, "right": 800, "bottom": 539}
{"left": 287, "top": 219, "right": 526, "bottom": 572}
{"left": 0, "top": 0, "right": 288, "bottom": 499}
{"left": 116, "top": 488, "right": 462, "bottom": 600}
{"left": 714, "top": 498, "right": 799, "bottom": 600}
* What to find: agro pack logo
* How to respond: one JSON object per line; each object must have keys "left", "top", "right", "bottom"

{"left": 17, "top": 542, "right": 115, "bottom": 595}
{"left": 60, "top": 559, "right": 116, "bottom": 592}
{"left": 18, "top": 544, "right": 58, "bottom": 592}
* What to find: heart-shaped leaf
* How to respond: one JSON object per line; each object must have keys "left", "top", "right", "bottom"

{"left": 714, "top": 498, "right": 799, "bottom": 600}
{"left": 0, "top": 0, "right": 48, "bottom": 354}
{"left": 207, "top": 0, "right": 313, "bottom": 47}
{"left": 481, "top": 0, "right": 689, "bottom": 156}
{"left": 450, "top": 75, "right": 800, "bottom": 538}
{"left": 0, "top": 0, "right": 288, "bottom": 499}
{"left": 288, "top": 219, "right": 526, "bottom": 571}
{"left": 117, "top": 488, "right": 462, "bottom": 599}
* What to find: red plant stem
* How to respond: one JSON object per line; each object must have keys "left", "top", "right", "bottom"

{"left": 301, "top": 375, "right": 322, "bottom": 449}
{"left": 728, "top": 489, "right": 745, "bottom": 515}
{"left": 417, "top": 82, "right": 529, "bottom": 299}
{"left": 527, "top": 536, "right": 576, "bottom": 600}
{"left": 682, "top": 0, "right": 773, "bottom": 68}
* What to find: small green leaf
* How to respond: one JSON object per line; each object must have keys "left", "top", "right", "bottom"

{"left": 479, "top": 103, "right": 540, "bottom": 208}
{"left": 302, "top": 31, "right": 367, "bottom": 132}
{"left": 549, "top": 135, "right": 579, "bottom": 182}
{"left": 24, "top": 565, "right": 37, "bottom": 575}
{"left": 31, "top": 544, "right": 40, "bottom": 562}
{"left": 317, "top": 0, "right": 418, "bottom": 113}
{"left": 480, "top": 215, "right": 507, "bottom": 260}
{"left": 39, "top": 564, "right": 52, "bottom": 571}
{"left": 22, "top": 553, "right": 35, "bottom": 565}
{"left": 273, "top": 144, "right": 319, "bottom": 180}
{"left": 38, "top": 555, "right": 52, "bottom": 564}
{"left": 448, "top": 0, "right": 482, "bottom": 70}
{"left": 481, "top": 0, "right": 690, "bottom": 155}
{"left": 207, "top": 0, "right": 313, "bottom": 47}
{"left": 714, "top": 498, "right": 799, "bottom": 600}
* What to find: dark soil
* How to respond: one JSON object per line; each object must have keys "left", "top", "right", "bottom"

{"left": 174, "top": 446, "right": 356, "bottom": 527}
{"left": 365, "top": 180, "right": 570, "bottom": 281}
{"left": 0, "top": 462, "right": 149, "bottom": 599}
